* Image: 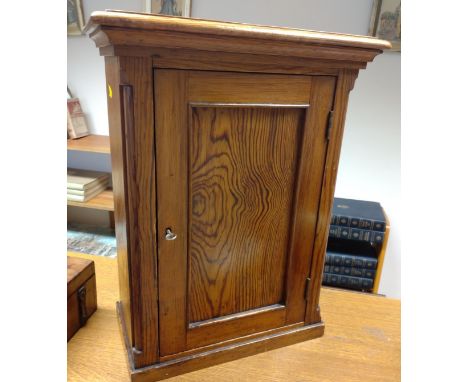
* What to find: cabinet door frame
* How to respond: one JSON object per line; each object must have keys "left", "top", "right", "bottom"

{"left": 155, "top": 69, "right": 336, "bottom": 357}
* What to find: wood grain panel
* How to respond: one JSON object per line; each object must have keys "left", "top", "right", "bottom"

{"left": 161, "top": 322, "right": 302, "bottom": 363}
{"left": 104, "top": 56, "right": 133, "bottom": 347}
{"left": 93, "top": 27, "right": 381, "bottom": 63}
{"left": 67, "top": 293, "right": 80, "bottom": 341}
{"left": 101, "top": 45, "right": 365, "bottom": 74}
{"left": 305, "top": 69, "right": 359, "bottom": 325}
{"left": 150, "top": 48, "right": 365, "bottom": 74}
{"left": 155, "top": 69, "right": 189, "bottom": 356}
{"left": 188, "top": 106, "right": 304, "bottom": 323}
{"left": 283, "top": 75, "right": 337, "bottom": 325}
{"left": 188, "top": 71, "right": 311, "bottom": 104}
{"left": 187, "top": 305, "right": 286, "bottom": 349}
{"left": 118, "top": 57, "right": 158, "bottom": 368}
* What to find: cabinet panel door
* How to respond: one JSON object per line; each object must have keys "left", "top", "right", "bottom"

{"left": 155, "top": 70, "right": 336, "bottom": 356}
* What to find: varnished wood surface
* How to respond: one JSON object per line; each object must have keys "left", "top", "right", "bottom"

{"left": 67, "top": 274, "right": 97, "bottom": 341}
{"left": 67, "top": 256, "right": 97, "bottom": 341}
{"left": 67, "top": 252, "right": 400, "bottom": 382}
{"left": 67, "top": 134, "right": 110, "bottom": 154}
{"left": 67, "top": 256, "right": 95, "bottom": 297}
{"left": 150, "top": 47, "right": 368, "bottom": 75}
{"left": 290, "top": 75, "right": 336, "bottom": 325}
{"left": 188, "top": 71, "right": 311, "bottom": 104}
{"left": 117, "top": 57, "right": 159, "bottom": 368}
{"left": 67, "top": 188, "right": 114, "bottom": 211}
{"left": 155, "top": 70, "right": 335, "bottom": 357}
{"left": 88, "top": 14, "right": 389, "bottom": 377}
{"left": 86, "top": 10, "right": 391, "bottom": 50}
{"left": 306, "top": 69, "right": 359, "bottom": 324}
{"left": 104, "top": 56, "right": 133, "bottom": 348}
{"left": 87, "top": 12, "right": 390, "bottom": 66}
{"left": 189, "top": 106, "right": 302, "bottom": 323}
{"left": 155, "top": 69, "right": 189, "bottom": 356}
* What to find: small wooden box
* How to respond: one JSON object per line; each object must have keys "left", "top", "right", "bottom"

{"left": 67, "top": 256, "right": 97, "bottom": 341}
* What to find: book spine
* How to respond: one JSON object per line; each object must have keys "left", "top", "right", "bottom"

{"left": 67, "top": 182, "right": 86, "bottom": 190}
{"left": 328, "top": 224, "right": 385, "bottom": 244}
{"left": 331, "top": 214, "right": 385, "bottom": 232}
{"left": 67, "top": 194, "right": 86, "bottom": 202}
{"left": 324, "top": 265, "right": 376, "bottom": 279}
{"left": 67, "top": 177, "right": 109, "bottom": 191}
{"left": 322, "top": 273, "right": 374, "bottom": 291}
{"left": 325, "top": 252, "right": 377, "bottom": 269}
{"left": 67, "top": 188, "right": 86, "bottom": 196}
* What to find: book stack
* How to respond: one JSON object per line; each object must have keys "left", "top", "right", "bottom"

{"left": 67, "top": 168, "right": 110, "bottom": 202}
{"left": 322, "top": 197, "right": 386, "bottom": 292}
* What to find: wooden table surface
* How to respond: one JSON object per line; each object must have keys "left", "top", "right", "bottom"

{"left": 67, "top": 252, "right": 400, "bottom": 382}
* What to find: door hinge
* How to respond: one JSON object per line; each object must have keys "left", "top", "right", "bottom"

{"left": 326, "top": 110, "right": 334, "bottom": 140}
{"left": 304, "top": 277, "right": 312, "bottom": 301}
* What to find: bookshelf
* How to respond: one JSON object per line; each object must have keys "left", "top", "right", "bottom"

{"left": 67, "top": 134, "right": 111, "bottom": 154}
{"left": 67, "top": 134, "right": 116, "bottom": 256}
{"left": 67, "top": 189, "right": 114, "bottom": 211}
{"left": 67, "top": 134, "right": 114, "bottom": 213}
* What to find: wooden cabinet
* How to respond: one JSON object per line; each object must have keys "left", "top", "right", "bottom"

{"left": 156, "top": 69, "right": 335, "bottom": 356}
{"left": 87, "top": 10, "right": 390, "bottom": 381}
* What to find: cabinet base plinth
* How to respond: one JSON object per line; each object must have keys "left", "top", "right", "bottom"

{"left": 117, "top": 301, "right": 325, "bottom": 382}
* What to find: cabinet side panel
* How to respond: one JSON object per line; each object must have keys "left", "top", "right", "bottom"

{"left": 305, "top": 69, "right": 359, "bottom": 324}
{"left": 284, "top": 75, "right": 337, "bottom": 325}
{"left": 118, "top": 57, "right": 159, "bottom": 368}
{"left": 104, "top": 56, "right": 133, "bottom": 346}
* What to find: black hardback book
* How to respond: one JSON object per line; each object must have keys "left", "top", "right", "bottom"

{"left": 322, "top": 272, "right": 374, "bottom": 291}
{"left": 329, "top": 224, "right": 384, "bottom": 244}
{"left": 331, "top": 197, "right": 386, "bottom": 232}
{"left": 324, "top": 264, "right": 376, "bottom": 279}
{"left": 327, "top": 238, "right": 379, "bottom": 257}
{"left": 324, "top": 251, "right": 378, "bottom": 269}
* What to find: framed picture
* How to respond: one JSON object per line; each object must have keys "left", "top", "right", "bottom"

{"left": 369, "top": 0, "right": 401, "bottom": 52}
{"left": 67, "top": 98, "right": 90, "bottom": 139}
{"left": 67, "top": 0, "right": 85, "bottom": 35}
{"left": 147, "top": 0, "right": 191, "bottom": 17}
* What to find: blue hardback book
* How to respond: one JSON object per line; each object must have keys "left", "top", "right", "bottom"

{"left": 326, "top": 237, "right": 378, "bottom": 257}
{"left": 328, "top": 224, "right": 384, "bottom": 244}
{"left": 324, "top": 264, "right": 376, "bottom": 279}
{"left": 331, "top": 197, "right": 386, "bottom": 232}
{"left": 322, "top": 272, "right": 374, "bottom": 291}
{"left": 324, "top": 251, "right": 378, "bottom": 269}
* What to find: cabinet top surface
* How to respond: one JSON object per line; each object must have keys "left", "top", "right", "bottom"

{"left": 86, "top": 10, "right": 391, "bottom": 52}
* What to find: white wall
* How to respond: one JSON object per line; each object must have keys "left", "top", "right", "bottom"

{"left": 67, "top": 0, "right": 146, "bottom": 136}
{"left": 67, "top": 0, "right": 401, "bottom": 297}
{"left": 67, "top": 0, "right": 145, "bottom": 223}
{"left": 337, "top": 53, "right": 401, "bottom": 299}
